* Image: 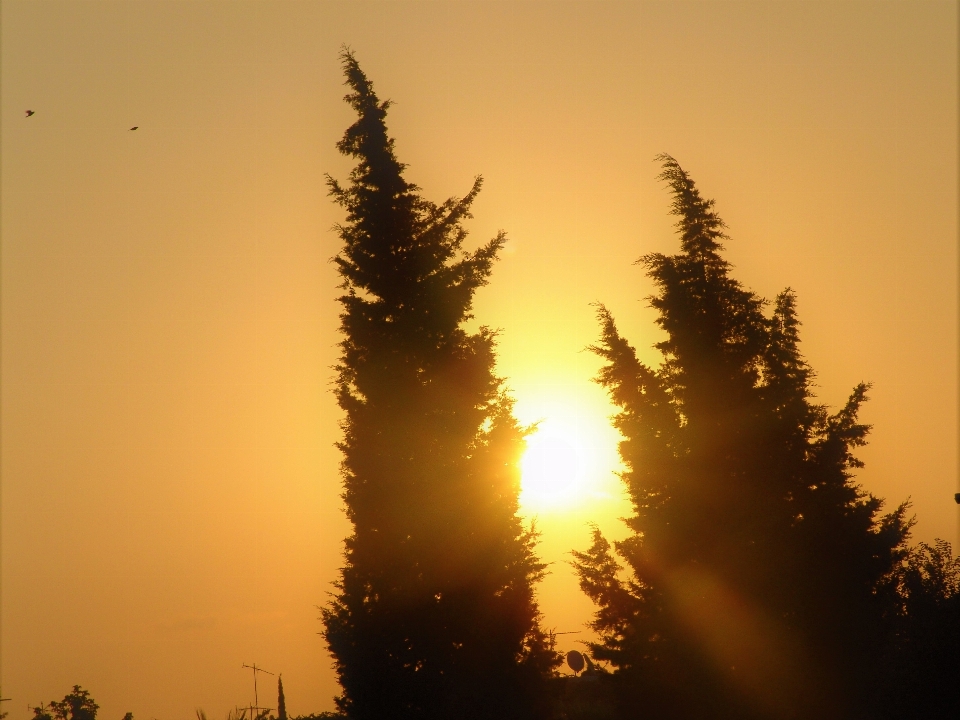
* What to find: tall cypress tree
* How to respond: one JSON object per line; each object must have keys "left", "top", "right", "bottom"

{"left": 277, "top": 676, "right": 287, "bottom": 720}
{"left": 321, "top": 50, "right": 557, "bottom": 720}
{"left": 573, "top": 155, "right": 911, "bottom": 720}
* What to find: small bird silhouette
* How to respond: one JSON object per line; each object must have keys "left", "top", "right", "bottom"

{"left": 25, "top": 110, "right": 35, "bottom": 117}
{"left": 129, "top": 126, "right": 138, "bottom": 131}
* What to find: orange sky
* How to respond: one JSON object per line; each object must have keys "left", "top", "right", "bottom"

{"left": 2, "top": 2, "right": 956, "bottom": 718}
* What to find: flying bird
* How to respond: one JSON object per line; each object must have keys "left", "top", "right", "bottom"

{"left": 129, "top": 126, "right": 138, "bottom": 131}
{"left": 25, "top": 110, "right": 35, "bottom": 117}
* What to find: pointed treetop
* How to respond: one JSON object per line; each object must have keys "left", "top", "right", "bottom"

{"left": 334, "top": 47, "right": 410, "bottom": 198}
{"left": 655, "top": 153, "right": 728, "bottom": 258}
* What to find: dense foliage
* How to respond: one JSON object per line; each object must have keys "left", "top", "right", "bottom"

{"left": 321, "top": 50, "right": 558, "bottom": 720}
{"left": 879, "top": 539, "right": 960, "bottom": 718}
{"left": 572, "top": 155, "right": 957, "bottom": 720}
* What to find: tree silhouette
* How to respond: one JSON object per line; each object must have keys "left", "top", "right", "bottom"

{"left": 879, "top": 539, "right": 960, "bottom": 718}
{"left": 321, "top": 50, "right": 558, "bottom": 720}
{"left": 277, "top": 676, "right": 287, "bottom": 720}
{"left": 31, "top": 687, "right": 119, "bottom": 720}
{"left": 573, "top": 155, "right": 913, "bottom": 720}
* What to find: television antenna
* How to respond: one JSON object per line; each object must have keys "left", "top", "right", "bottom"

{"left": 241, "top": 663, "right": 275, "bottom": 718}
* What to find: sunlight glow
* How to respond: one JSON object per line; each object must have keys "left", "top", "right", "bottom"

{"left": 521, "top": 431, "right": 581, "bottom": 500}
{"left": 518, "top": 407, "right": 621, "bottom": 514}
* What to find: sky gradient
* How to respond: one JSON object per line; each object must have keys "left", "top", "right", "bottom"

{"left": 2, "top": 1, "right": 957, "bottom": 718}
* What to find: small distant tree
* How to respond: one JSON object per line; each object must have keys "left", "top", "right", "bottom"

{"left": 277, "top": 677, "right": 287, "bottom": 720}
{"left": 573, "top": 155, "right": 912, "bottom": 719}
{"left": 32, "top": 687, "right": 101, "bottom": 720}
{"left": 321, "top": 49, "right": 558, "bottom": 720}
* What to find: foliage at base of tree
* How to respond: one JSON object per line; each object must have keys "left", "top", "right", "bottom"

{"left": 321, "top": 49, "right": 559, "bottom": 720}
{"left": 878, "top": 539, "right": 960, "bottom": 718}
{"left": 573, "top": 154, "right": 956, "bottom": 720}
{"left": 550, "top": 672, "right": 618, "bottom": 720}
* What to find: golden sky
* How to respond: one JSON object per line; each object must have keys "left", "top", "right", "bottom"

{"left": 2, "top": 1, "right": 956, "bottom": 718}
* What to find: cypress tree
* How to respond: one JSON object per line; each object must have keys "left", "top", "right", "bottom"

{"left": 321, "top": 50, "right": 557, "bottom": 720}
{"left": 277, "top": 676, "right": 287, "bottom": 720}
{"left": 573, "top": 155, "right": 912, "bottom": 720}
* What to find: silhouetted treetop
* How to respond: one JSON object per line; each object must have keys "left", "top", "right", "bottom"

{"left": 30, "top": 686, "right": 127, "bottom": 720}
{"left": 328, "top": 52, "right": 499, "bottom": 344}
{"left": 641, "top": 155, "right": 767, "bottom": 420}
{"left": 654, "top": 153, "right": 728, "bottom": 258}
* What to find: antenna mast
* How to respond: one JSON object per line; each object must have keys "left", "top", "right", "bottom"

{"left": 241, "top": 663, "right": 275, "bottom": 718}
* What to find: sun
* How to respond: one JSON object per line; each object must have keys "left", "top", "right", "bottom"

{"left": 521, "top": 429, "right": 582, "bottom": 503}
{"left": 518, "top": 411, "right": 620, "bottom": 514}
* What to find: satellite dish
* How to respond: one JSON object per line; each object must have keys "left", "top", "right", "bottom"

{"left": 566, "top": 650, "right": 585, "bottom": 675}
